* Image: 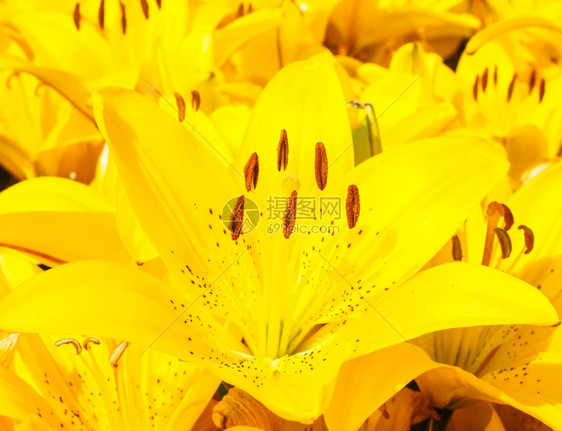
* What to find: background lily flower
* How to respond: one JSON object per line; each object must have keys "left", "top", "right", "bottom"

{"left": 322, "top": 0, "right": 479, "bottom": 65}
{"left": 455, "top": 37, "right": 562, "bottom": 187}
{"left": 0, "top": 57, "right": 557, "bottom": 425}
{"left": 327, "top": 162, "right": 562, "bottom": 430}
{"left": 0, "top": 0, "right": 284, "bottom": 184}
{"left": 0, "top": 248, "right": 219, "bottom": 430}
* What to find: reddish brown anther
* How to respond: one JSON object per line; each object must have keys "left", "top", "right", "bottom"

{"left": 120, "top": 2, "right": 127, "bottom": 34}
{"left": 346, "top": 185, "right": 360, "bottom": 229}
{"left": 452, "top": 235, "right": 462, "bottom": 261}
{"left": 229, "top": 195, "right": 245, "bottom": 241}
{"left": 481, "top": 68, "right": 489, "bottom": 92}
{"left": 315, "top": 142, "right": 328, "bottom": 191}
{"left": 473, "top": 75, "right": 479, "bottom": 101}
{"left": 494, "top": 227, "right": 512, "bottom": 259}
{"left": 539, "top": 78, "right": 546, "bottom": 103}
{"left": 507, "top": 74, "right": 516, "bottom": 102}
{"left": 73, "top": 3, "right": 81, "bottom": 30}
{"left": 98, "top": 0, "right": 105, "bottom": 28}
{"left": 277, "top": 129, "right": 289, "bottom": 171}
{"left": 191, "top": 90, "right": 201, "bottom": 111}
{"left": 140, "top": 0, "right": 149, "bottom": 18}
{"left": 174, "top": 92, "right": 185, "bottom": 122}
{"left": 283, "top": 191, "right": 297, "bottom": 238}
{"left": 244, "top": 152, "right": 259, "bottom": 192}
{"left": 518, "top": 225, "right": 535, "bottom": 254}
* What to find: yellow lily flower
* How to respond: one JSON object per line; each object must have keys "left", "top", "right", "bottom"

{"left": 326, "top": 163, "right": 562, "bottom": 430}
{"left": 351, "top": 42, "right": 459, "bottom": 151}
{"left": 455, "top": 35, "right": 562, "bottom": 187}
{"left": 0, "top": 0, "right": 283, "bottom": 182}
{"left": 322, "top": 0, "right": 479, "bottom": 65}
{"left": 0, "top": 248, "right": 219, "bottom": 430}
{"left": 0, "top": 58, "right": 557, "bottom": 423}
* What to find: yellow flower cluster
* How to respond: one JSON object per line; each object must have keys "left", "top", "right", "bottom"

{"left": 0, "top": 1, "right": 561, "bottom": 430}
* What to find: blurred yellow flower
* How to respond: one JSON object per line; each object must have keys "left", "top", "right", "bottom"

{"left": 0, "top": 249, "right": 219, "bottom": 430}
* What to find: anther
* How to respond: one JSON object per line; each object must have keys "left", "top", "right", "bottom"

{"left": 315, "top": 142, "right": 328, "bottom": 191}
{"left": 283, "top": 191, "right": 297, "bottom": 238}
{"left": 83, "top": 337, "right": 100, "bottom": 350}
{"left": 98, "top": 0, "right": 105, "bottom": 29}
{"left": 518, "top": 225, "right": 534, "bottom": 254}
{"left": 452, "top": 235, "right": 462, "bottom": 261}
{"left": 539, "top": 78, "right": 546, "bottom": 103}
{"left": 156, "top": 0, "right": 162, "bottom": 8}
{"left": 482, "top": 201, "right": 513, "bottom": 266}
{"left": 229, "top": 195, "right": 245, "bottom": 241}
{"left": 529, "top": 69, "right": 536, "bottom": 92}
{"left": 472, "top": 75, "right": 479, "bottom": 101}
{"left": 277, "top": 129, "right": 289, "bottom": 171}
{"left": 235, "top": 3, "right": 244, "bottom": 18}
{"left": 55, "top": 338, "right": 82, "bottom": 355}
{"left": 174, "top": 92, "right": 185, "bottom": 122}
{"left": 140, "top": 0, "right": 149, "bottom": 19}
{"left": 243, "top": 153, "right": 259, "bottom": 192}
{"left": 346, "top": 185, "right": 360, "bottom": 229}
{"left": 191, "top": 90, "right": 201, "bottom": 111}
{"left": 493, "top": 65, "right": 498, "bottom": 86}
{"left": 73, "top": 3, "right": 81, "bottom": 30}
{"left": 109, "top": 341, "right": 129, "bottom": 367}
{"left": 507, "top": 74, "right": 516, "bottom": 102}
{"left": 120, "top": 2, "right": 127, "bottom": 34}
{"left": 494, "top": 227, "right": 512, "bottom": 259}
{"left": 481, "top": 68, "right": 489, "bottom": 92}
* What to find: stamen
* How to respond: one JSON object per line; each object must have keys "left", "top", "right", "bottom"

{"left": 346, "top": 185, "right": 360, "bottom": 229}
{"left": 472, "top": 75, "right": 479, "bottom": 101}
{"left": 83, "top": 337, "right": 100, "bottom": 349}
{"left": 507, "top": 74, "right": 516, "bottom": 102}
{"left": 243, "top": 153, "right": 259, "bottom": 192}
{"left": 482, "top": 201, "right": 513, "bottom": 266}
{"left": 529, "top": 69, "right": 536, "bottom": 92}
{"left": 314, "top": 142, "right": 328, "bottom": 191}
{"left": 494, "top": 227, "right": 512, "bottom": 259}
{"left": 481, "top": 68, "right": 489, "bottom": 92}
{"left": 98, "top": 0, "right": 105, "bottom": 29}
{"left": 109, "top": 341, "right": 129, "bottom": 367}
{"left": 174, "top": 92, "right": 185, "bottom": 122}
{"left": 156, "top": 0, "right": 162, "bottom": 8}
{"left": 191, "top": 90, "right": 201, "bottom": 111}
{"left": 451, "top": 235, "right": 462, "bottom": 261}
{"left": 499, "top": 203, "right": 514, "bottom": 230}
{"left": 539, "top": 78, "right": 546, "bottom": 103}
{"left": 140, "top": 0, "right": 149, "bottom": 19}
{"left": 73, "top": 3, "right": 81, "bottom": 30}
{"left": 283, "top": 191, "right": 297, "bottom": 238}
{"left": 229, "top": 195, "right": 245, "bottom": 241}
{"left": 518, "top": 225, "right": 534, "bottom": 254}
{"left": 120, "top": 2, "right": 127, "bottom": 34}
{"left": 55, "top": 338, "right": 82, "bottom": 355}
{"left": 493, "top": 65, "right": 498, "bottom": 86}
{"left": 235, "top": 3, "right": 244, "bottom": 18}
{"left": 277, "top": 129, "right": 289, "bottom": 171}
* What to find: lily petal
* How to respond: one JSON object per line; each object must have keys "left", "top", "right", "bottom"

{"left": 0, "top": 178, "right": 129, "bottom": 265}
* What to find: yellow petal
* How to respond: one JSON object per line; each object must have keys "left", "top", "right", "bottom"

{"left": 0, "top": 178, "right": 129, "bottom": 265}
{"left": 325, "top": 343, "right": 435, "bottom": 431}
{"left": 238, "top": 56, "right": 354, "bottom": 185}
{"left": 93, "top": 86, "right": 243, "bottom": 295}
